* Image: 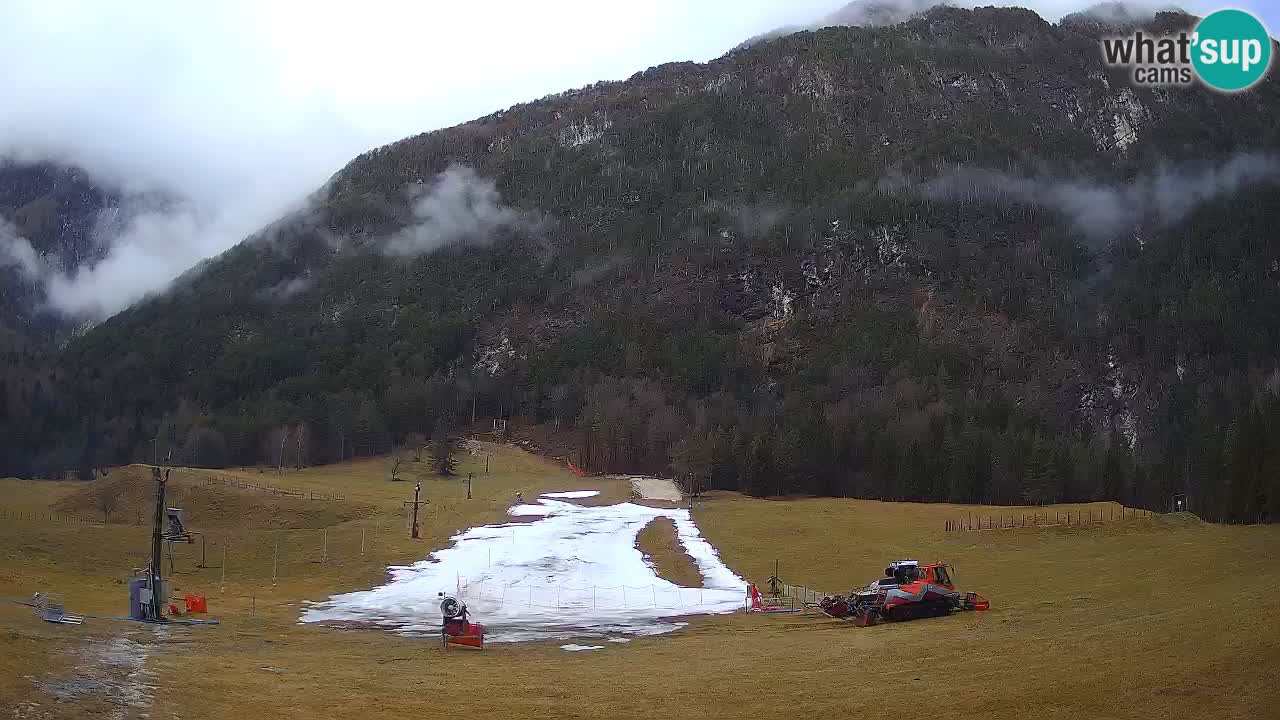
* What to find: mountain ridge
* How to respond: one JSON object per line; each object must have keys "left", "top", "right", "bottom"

{"left": 6, "top": 6, "right": 1280, "bottom": 521}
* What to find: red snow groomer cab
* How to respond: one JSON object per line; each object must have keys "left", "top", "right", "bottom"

{"left": 819, "top": 560, "right": 989, "bottom": 626}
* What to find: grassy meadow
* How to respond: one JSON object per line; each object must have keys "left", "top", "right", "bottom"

{"left": 1, "top": 443, "right": 1277, "bottom": 719}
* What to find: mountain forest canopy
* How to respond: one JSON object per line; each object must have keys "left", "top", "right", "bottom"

{"left": 3, "top": 7, "right": 1279, "bottom": 523}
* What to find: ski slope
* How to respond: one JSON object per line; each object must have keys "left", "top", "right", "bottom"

{"left": 300, "top": 493, "right": 747, "bottom": 642}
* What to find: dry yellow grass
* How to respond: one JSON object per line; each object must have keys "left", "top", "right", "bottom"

{"left": 2, "top": 447, "right": 1278, "bottom": 720}
{"left": 0, "top": 479, "right": 80, "bottom": 514}
{"left": 635, "top": 516, "right": 703, "bottom": 587}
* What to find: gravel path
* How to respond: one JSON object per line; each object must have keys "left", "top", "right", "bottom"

{"left": 621, "top": 476, "right": 682, "bottom": 502}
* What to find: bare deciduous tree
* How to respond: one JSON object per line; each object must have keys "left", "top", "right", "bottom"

{"left": 93, "top": 483, "right": 122, "bottom": 523}
{"left": 294, "top": 423, "right": 311, "bottom": 468}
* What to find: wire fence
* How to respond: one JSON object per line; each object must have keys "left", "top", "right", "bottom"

{"left": 944, "top": 506, "right": 1154, "bottom": 532}
{"left": 0, "top": 507, "right": 130, "bottom": 525}
{"left": 199, "top": 475, "right": 346, "bottom": 501}
{"left": 0, "top": 514, "right": 389, "bottom": 583}
{"left": 0, "top": 521, "right": 389, "bottom": 627}
{"left": 454, "top": 578, "right": 743, "bottom": 611}
{"left": 0, "top": 474, "right": 346, "bottom": 529}
{"left": 778, "top": 582, "right": 830, "bottom": 606}
{"left": 745, "top": 581, "right": 832, "bottom": 611}
{"left": 0, "top": 519, "right": 755, "bottom": 624}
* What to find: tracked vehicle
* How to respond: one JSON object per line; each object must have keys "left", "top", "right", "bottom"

{"left": 819, "top": 560, "right": 989, "bottom": 626}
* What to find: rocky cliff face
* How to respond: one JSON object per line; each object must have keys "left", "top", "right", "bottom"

{"left": 0, "top": 161, "right": 118, "bottom": 347}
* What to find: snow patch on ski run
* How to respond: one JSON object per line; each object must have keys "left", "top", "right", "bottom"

{"left": 560, "top": 644, "right": 604, "bottom": 652}
{"left": 301, "top": 499, "right": 746, "bottom": 642}
{"left": 540, "top": 490, "right": 600, "bottom": 499}
{"left": 508, "top": 504, "right": 553, "bottom": 516}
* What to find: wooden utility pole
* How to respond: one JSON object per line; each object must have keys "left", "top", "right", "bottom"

{"left": 148, "top": 464, "right": 169, "bottom": 621}
{"left": 404, "top": 482, "right": 428, "bottom": 539}
{"left": 467, "top": 473, "right": 473, "bottom": 500}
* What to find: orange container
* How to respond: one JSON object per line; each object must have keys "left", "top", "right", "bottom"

{"left": 183, "top": 594, "right": 208, "bottom": 613}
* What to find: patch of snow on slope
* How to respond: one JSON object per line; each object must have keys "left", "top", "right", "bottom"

{"left": 794, "top": 64, "right": 835, "bottom": 100}
{"left": 475, "top": 332, "right": 514, "bottom": 375}
{"left": 558, "top": 113, "right": 612, "bottom": 148}
{"left": 301, "top": 500, "right": 746, "bottom": 642}
{"left": 541, "top": 490, "right": 600, "bottom": 499}
{"left": 705, "top": 72, "right": 735, "bottom": 93}
{"left": 560, "top": 644, "right": 604, "bottom": 652}
{"left": 508, "top": 504, "right": 553, "bottom": 517}
{"left": 1112, "top": 89, "right": 1146, "bottom": 150}
{"left": 771, "top": 281, "right": 794, "bottom": 320}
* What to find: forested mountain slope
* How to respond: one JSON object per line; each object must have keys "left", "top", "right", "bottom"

{"left": 12, "top": 7, "right": 1280, "bottom": 522}
{"left": 0, "top": 162, "right": 120, "bottom": 477}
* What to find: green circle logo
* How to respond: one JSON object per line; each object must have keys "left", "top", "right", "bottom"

{"left": 1192, "top": 9, "right": 1272, "bottom": 91}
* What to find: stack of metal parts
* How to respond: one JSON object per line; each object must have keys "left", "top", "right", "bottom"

{"left": 32, "top": 592, "right": 83, "bottom": 625}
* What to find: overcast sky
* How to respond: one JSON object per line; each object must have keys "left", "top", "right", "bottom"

{"left": 0, "top": 0, "right": 1274, "bottom": 317}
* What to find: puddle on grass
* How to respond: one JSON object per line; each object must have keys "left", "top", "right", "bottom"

{"left": 31, "top": 633, "right": 163, "bottom": 720}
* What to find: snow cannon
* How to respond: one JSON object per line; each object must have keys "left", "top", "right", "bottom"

{"left": 439, "top": 593, "right": 484, "bottom": 650}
